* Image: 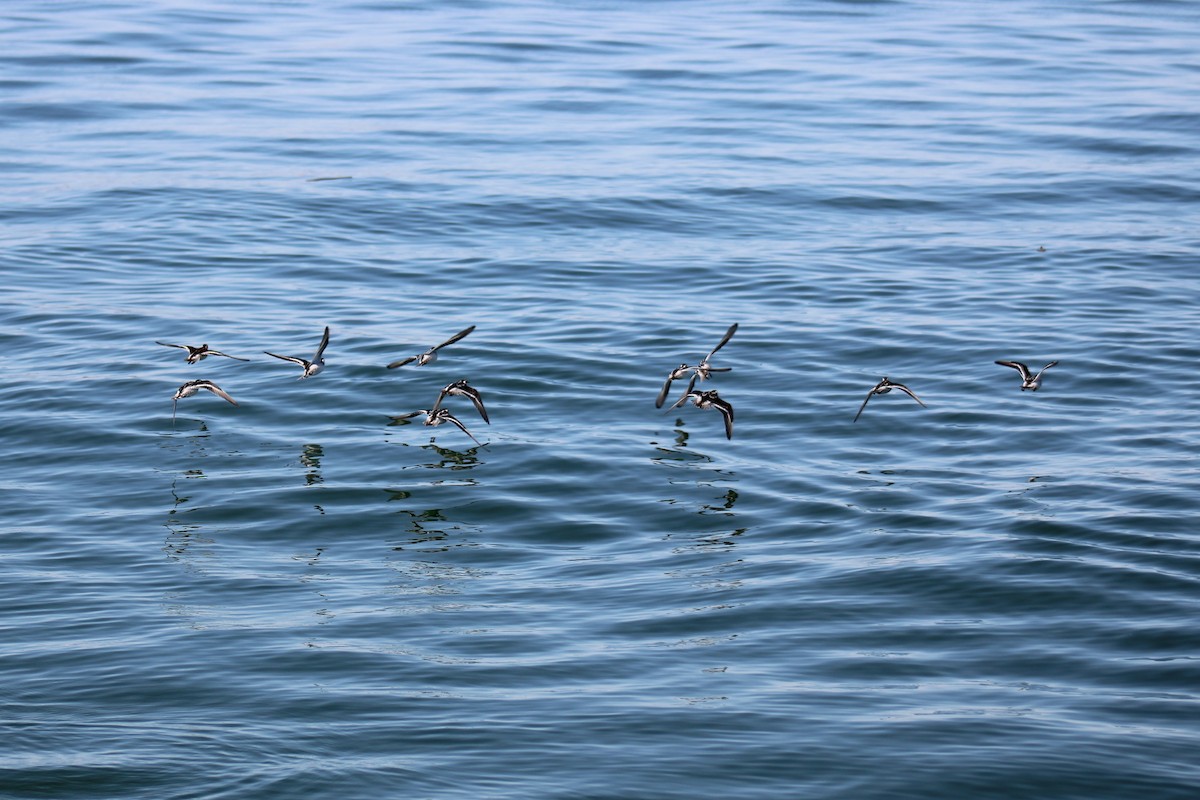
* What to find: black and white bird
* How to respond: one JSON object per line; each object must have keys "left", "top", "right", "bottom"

{"left": 387, "top": 325, "right": 475, "bottom": 369}
{"left": 669, "top": 388, "right": 735, "bottom": 440}
{"left": 156, "top": 341, "right": 249, "bottom": 364}
{"left": 172, "top": 379, "right": 238, "bottom": 423}
{"left": 264, "top": 326, "right": 330, "bottom": 379}
{"left": 392, "top": 407, "right": 482, "bottom": 446}
{"left": 995, "top": 360, "right": 1058, "bottom": 391}
{"left": 655, "top": 322, "right": 738, "bottom": 408}
{"left": 433, "top": 379, "right": 490, "bottom": 424}
{"left": 853, "top": 377, "right": 927, "bottom": 422}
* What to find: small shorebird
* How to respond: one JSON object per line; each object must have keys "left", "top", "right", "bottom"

{"left": 669, "top": 388, "right": 735, "bottom": 440}
{"left": 392, "top": 407, "right": 482, "bottom": 446}
{"left": 156, "top": 341, "right": 249, "bottom": 364}
{"left": 172, "top": 379, "right": 238, "bottom": 423}
{"left": 853, "top": 377, "right": 927, "bottom": 422}
{"left": 433, "top": 379, "right": 490, "bottom": 424}
{"left": 264, "top": 326, "right": 329, "bottom": 379}
{"left": 655, "top": 322, "right": 738, "bottom": 408}
{"left": 387, "top": 325, "right": 475, "bottom": 369}
{"left": 995, "top": 360, "right": 1058, "bottom": 391}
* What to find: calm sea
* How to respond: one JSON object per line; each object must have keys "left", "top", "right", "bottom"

{"left": 3, "top": 1, "right": 1198, "bottom": 798}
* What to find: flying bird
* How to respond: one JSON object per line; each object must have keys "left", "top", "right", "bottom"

{"left": 264, "top": 326, "right": 330, "bottom": 379}
{"left": 853, "top": 377, "right": 926, "bottom": 422}
{"left": 172, "top": 379, "right": 238, "bottom": 423}
{"left": 655, "top": 322, "right": 738, "bottom": 408}
{"left": 669, "top": 388, "right": 735, "bottom": 440}
{"left": 391, "top": 407, "right": 483, "bottom": 446}
{"left": 433, "top": 379, "right": 490, "bottom": 424}
{"left": 156, "top": 341, "right": 249, "bottom": 363}
{"left": 387, "top": 325, "right": 475, "bottom": 369}
{"left": 995, "top": 360, "right": 1058, "bottom": 391}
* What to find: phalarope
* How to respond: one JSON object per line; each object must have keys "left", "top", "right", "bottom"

{"left": 655, "top": 322, "right": 738, "bottom": 408}
{"left": 853, "top": 377, "right": 927, "bottom": 422}
{"left": 387, "top": 325, "right": 475, "bottom": 369}
{"left": 433, "top": 379, "right": 490, "bottom": 424}
{"left": 172, "top": 379, "right": 238, "bottom": 423}
{"left": 669, "top": 388, "right": 735, "bottom": 440}
{"left": 264, "top": 326, "right": 329, "bottom": 379}
{"left": 995, "top": 360, "right": 1058, "bottom": 391}
{"left": 156, "top": 341, "right": 249, "bottom": 364}
{"left": 392, "top": 407, "right": 482, "bottom": 446}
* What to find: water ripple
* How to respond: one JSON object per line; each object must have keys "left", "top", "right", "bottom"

{"left": 2, "top": 1, "right": 1199, "bottom": 798}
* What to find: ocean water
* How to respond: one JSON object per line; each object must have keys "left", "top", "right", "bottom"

{"left": 3, "top": 1, "right": 1199, "bottom": 798}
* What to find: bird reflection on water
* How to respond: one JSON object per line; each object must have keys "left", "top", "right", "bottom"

{"left": 386, "top": 505, "right": 455, "bottom": 548}
{"left": 419, "top": 441, "right": 487, "bottom": 469}
{"left": 650, "top": 419, "right": 744, "bottom": 551}
{"left": 702, "top": 488, "right": 739, "bottom": 515}
{"left": 161, "top": 460, "right": 218, "bottom": 568}
{"left": 384, "top": 439, "right": 486, "bottom": 552}
{"left": 163, "top": 474, "right": 209, "bottom": 558}
{"left": 300, "top": 443, "right": 323, "bottom": 486}
{"left": 386, "top": 421, "right": 489, "bottom": 469}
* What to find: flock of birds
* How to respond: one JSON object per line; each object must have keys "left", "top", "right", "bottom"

{"left": 162, "top": 325, "right": 491, "bottom": 444}
{"left": 657, "top": 323, "right": 1060, "bottom": 438}
{"left": 161, "top": 324, "right": 1060, "bottom": 444}
{"left": 656, "top": 323, "right": 1058, "bottom": 438}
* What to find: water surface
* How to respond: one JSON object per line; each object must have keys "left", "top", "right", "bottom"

{"left": 2, "top": 2, "right": 1199, "bottom": 798}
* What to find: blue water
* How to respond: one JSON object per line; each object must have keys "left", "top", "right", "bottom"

{"left": 3, "top": 2, "right": 1199, "bottom": 797}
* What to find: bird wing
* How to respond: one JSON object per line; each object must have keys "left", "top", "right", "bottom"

{"left": 669, "top": 390, "right": 698, "bottom": 411}
{"left": 892, "top": 382, "right": 927, "bottom": 408}
{"left": 1033, "top": 361, "right": 1059, "bottom": 380}
{"left": 442, "top": 411, "right": 481, "bottom": 445}
{"left": 431, "top": 385, "right": 451, "bottom": 413}
{"left": 995, "top": 360, "right": 1032, "bottom": 380}
{"left": 853, "top": 389, "right": 875, "bottom": 422}
{"left": 460, "top": 384, "right": 490, "bottom": 424}
{"left": 208, "top": 349, "right": 250, "bottom": 362}
{"left": 264, "top": 351, "right": 307, "bottom": 367}
{"left": 312, "top": 326, "right": 331, "bottom": 361}
{"left": 712, "top": 397, "right": 734, "bottom": 439}
{"left": 433, "top": 325, "right": 476, "bottom": 352}
{"left": 705, "top": 322, "right": 739, "bottom": 361}
{"left": 156, "top": 341, "right": 189, "bottom": 351}
{"left": 390, "top": 410, "right": 426, "bottom": 421}
{"left": 665, "top": 373, "right": 701, "bottom": 410}
{"left": 386, "top": 355, "right": 417, "bottom": 369}
{"left": 655, "top": 375, "right": 675, "bottom": 408}
{"left": 201, "top": 382, "right": 239, "bottom": 406}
